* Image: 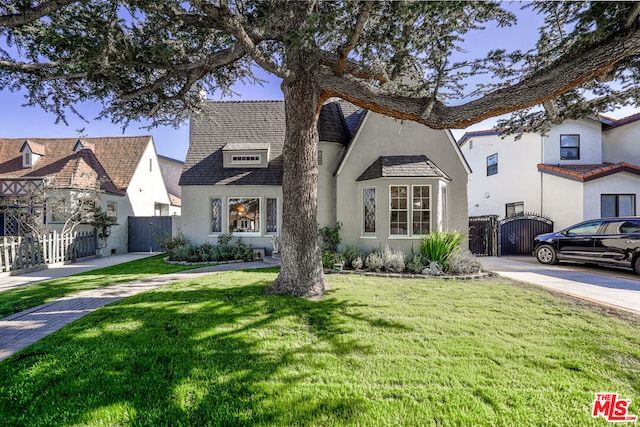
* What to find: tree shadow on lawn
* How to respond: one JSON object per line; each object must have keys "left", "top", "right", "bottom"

{"left": 0, "top": 275, "right": 409, "bottom": 426}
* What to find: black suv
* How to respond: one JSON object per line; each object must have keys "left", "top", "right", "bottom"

{"left": 533, "top": 217, "right": 640, "bottom": 274}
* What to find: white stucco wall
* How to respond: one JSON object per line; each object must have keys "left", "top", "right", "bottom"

{"left": 461, "top": 132, "right": 542, "bottom": 218}
{"left": 126, "top": 140, "right": 171, "bottom": 216}
{"left": 317, "top": 141, "right": 345, "bottom": 227}
{"left": 181, "top": 185, "right": 282, "bottom": 250}
{"left": 583, "top": 173, "right": 640, "bottom": 220}
{"left": 602, "top": 120, "right": 640, "bottom": 164}
{"left": 335, "top": 113, "right": 469, "bottom": 254}
{"left": 98, "top": 193, "right": 131, "bottom": 255}
{"left": 541, "top": 174, "right": 584, "bottom": 230}
{"left": 543, "top": 119, "right": 603, "bottom": 164}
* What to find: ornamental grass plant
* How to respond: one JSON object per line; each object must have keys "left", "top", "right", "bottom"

{"left": 420, "top": 230, "right": 465, "bottom": 271}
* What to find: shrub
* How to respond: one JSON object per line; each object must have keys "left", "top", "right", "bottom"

{"left": 318, "top": 223, "right": 342, "bottom": 252}
{"left": 157, "top": 229, "right": 190, "bottom": 254}
{"left": 447, "top": 249, "right": 482, "bottom": 275}
{"left": 341, "top": 245, "right": 362, "bottom": 269}
{"left": 322, "top": 251, "right": 336, "bottom": 269}
{"left": 420, "top": 230, "right": 464, "bottom": 271}
{"left": 351, "top": 256, "right": 363, "bottom": 270}
{"left": 406, "top": 252, "right": 425, "bottom": 274}
{"left": 382, "top": 245, "right": 405, "bottom": 273}
{"left": 365, "top": 251, "right": 384, "bottom": 271}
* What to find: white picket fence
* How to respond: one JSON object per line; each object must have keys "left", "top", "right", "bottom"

{"left": 0, "top": 230, "right": 97, "bottom": 273}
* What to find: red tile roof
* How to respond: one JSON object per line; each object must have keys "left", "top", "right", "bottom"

{"left": 0, "top": 136, "right": 152, "bottom": 194}
{"left": 537, "top": 162, "right": 640, "bottom": 182}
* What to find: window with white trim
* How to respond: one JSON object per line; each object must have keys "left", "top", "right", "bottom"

{"left": 231, "top": 155, "right": 261, "bottom": 165}
{"left": 390, "top": 185, "right": 408, "bottom": 235}
{"left": 211, "top": 198, "right": 222, "bottom": 233}
{"left": 412, "top": 186, "right": 430, "bottom": 235}
{"left": 266, "top": 198, "right": 278, "bottom": 233}
{"left": 229, "top": 198, "right": 260, "bottom": 232}
{"left": 389, "top": 185, "right": 431, "bottom": 236}
{"left": 107, "top": 201, "right": 117, "bottom": 218}
{"left": 363, "top": 187, "right": 376, "bottom": 234}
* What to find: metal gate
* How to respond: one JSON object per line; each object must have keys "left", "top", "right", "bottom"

{"left": 469, "top": 215, "right": 498, "bottom": 256}
{"left": 128, "top": 216, "right": 176, "bottom": 252}
{"left": 499, "top": 213, "right": 553, "bottom": 256}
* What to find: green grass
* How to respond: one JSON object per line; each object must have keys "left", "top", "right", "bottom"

{"left": 1, "top": 272, "right": 639, "bottom": 426}
{"left": 0, "top": 255, "right": 214, "bottom": 318}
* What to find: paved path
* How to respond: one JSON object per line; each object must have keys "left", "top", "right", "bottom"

{"left": 481, "top": 256, "right": 640, "bottom": 315}
{"left": 0, "top": 261, "right": 276, "bottom": 362}
{"left": 0, "top": 253, "right": 158, "bottom": 293}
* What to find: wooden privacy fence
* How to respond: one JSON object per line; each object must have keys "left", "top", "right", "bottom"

{"left": 0, "top": 230, "right": 97, "bottom": 273}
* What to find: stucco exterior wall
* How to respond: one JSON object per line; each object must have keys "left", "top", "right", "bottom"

{"left": 543, "top": 119, "right": 602, "bottom": 164}
{"left": 541, "top": 174, "right": 584, "bottom": 230}
{"left": 583, "top": 173, "right": 640, "bottom": 220}
{"left": 602, "top": 120, "right": 640, "bottom": 164}
{"left": 181, "top": 184, "right": 282, "bottom": 249}
{"left": 461, "top": 132, "right": 542, "bottom": 218}
{"left": 317, "top": 141, "right": 345, "bottom": 227}
{"left": 335, "top": 113, "right": 469, "bottom": 253}
{"left": 126, "top": 140, "right": 171, "bottom": 216}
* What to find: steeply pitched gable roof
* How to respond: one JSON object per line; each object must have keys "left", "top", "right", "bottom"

{"left": 0, "top": 136, "right": 152, "bottom": 194}
{"left": 181, "top": 100, "right": 363, "bottom": 186}
{"left": 537, "top": 162, "right": 640, "bottom": 182}
{"left": 356, "top": 155, "right": 451, "bottom": 181}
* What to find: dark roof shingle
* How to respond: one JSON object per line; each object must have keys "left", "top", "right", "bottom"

{"left": 181, "top": 100, "right": 363, "bottom": 186}
{"left": 356, "top": 155, "right": 451, "bottom": 181}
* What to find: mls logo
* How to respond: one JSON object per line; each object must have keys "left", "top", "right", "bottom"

{"left": 592, "top": 393, "right": 637, "bottom": 422}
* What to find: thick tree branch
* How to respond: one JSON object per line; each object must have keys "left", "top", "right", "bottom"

{"left": 320, "top": 23, "right": 640, "bottom": 129}
{"left": 0, "top": 0, "right": 76, "bottom": 27}
{"left": 336, "top": 1, "right": 373, "bottom": 75}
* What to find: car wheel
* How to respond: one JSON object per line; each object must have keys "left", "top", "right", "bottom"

{"left": 535, "top": 245, "right": 558, "bottom": 265}
{"left": 634, "top": 257, "right": 640, "bottom": 275}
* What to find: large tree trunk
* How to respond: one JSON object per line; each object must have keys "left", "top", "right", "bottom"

{"left": 263, "top": 64, "right": 327, "bottom": 298}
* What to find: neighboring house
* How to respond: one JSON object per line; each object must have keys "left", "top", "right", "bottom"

{"left": 459, "top": 113, "right": 640, "bottom": 230}
{"left": 0, "top": 136, "right": 172, "bottom": 255}
{"left": 180, "top": 100, "right": 470, "bottom": 253}
{"left": 158, "top": 154, "right": 183, "bottom": 216}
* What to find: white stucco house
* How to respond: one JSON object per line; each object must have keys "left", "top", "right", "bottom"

{"left": 179, "top": 99, "right": 470, "bottom": 253}
{"left": 0, "top": 136, "right": 174, "bottom": 255}
{"left": 459, "top": 113, "right": 640, "bottom": 230}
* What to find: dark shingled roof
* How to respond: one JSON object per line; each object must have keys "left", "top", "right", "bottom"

{"left": 181, "top": 100, "right": 362, "bottom": 186}
{"left": 356, "top": 155, "right": 451, "bottom": 181}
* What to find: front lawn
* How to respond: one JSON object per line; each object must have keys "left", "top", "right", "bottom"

{"left": 0, "top": 255, "right": 214, "bottom": 318}
{"left": 1, "top": 272, "right": 639, "bottom": 426}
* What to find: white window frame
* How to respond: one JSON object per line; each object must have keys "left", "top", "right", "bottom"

{"left": 210, "top": 197, "right": 223, "bottom": 235}
{"left": 107, "top": 201, "right": 117, "bottom": 218}
{"left": 265, "top": 197, "right": 279, "bottom": 235}
{"left": 230, "top": 154, "right": 261, "bottom": 165}
{"left": 228, "top": 197, "right": 261, "bottom": 235}
{"left": 388, "top": 184, "right": 432, "bottom": 239}
{"left": 361, "top": 186, "right": 377, "bottom": 238}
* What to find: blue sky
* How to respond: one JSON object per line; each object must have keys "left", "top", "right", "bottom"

{"left": 0, "top": 3, "right": 637, "bottom": 161}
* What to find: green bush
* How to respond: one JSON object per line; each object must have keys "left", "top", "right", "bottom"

{"left": 420, "top": 230, "right": 464, "bottom": 271}
{"left": 166, "top": 236, "right": 252, "bottom": 263}
{"left": 156, "top": 230, "right": 190, "bottom": 254}
{"left": 365, "top": 251, "right": 384, "bottom": 272}
{"left": 406, "top": 252, "right": 425, "bottom": 274}
{"left": 318, "top": 223, "right": 342, "bottom": 252}
{"left": 341, "top": 245, "right": 362, "bottom": 269}
{"left": 322, "top": 251, "right": 336, "bottom": 269}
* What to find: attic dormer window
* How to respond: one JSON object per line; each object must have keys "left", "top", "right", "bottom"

{"left": 222, "top": 143, "right": 270, "bottom": 168}
{"left": 20, "top": 141, "right": 45, "bottom": 168}
{"left": 231, "top": 155, "right": 261, "bottom": 164}
{"left": 23, "top": 151, "right": 32, "bottom": 167}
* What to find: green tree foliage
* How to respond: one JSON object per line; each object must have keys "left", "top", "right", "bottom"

{"left": 1, "top": 1, "right": 639, "bottom": 296}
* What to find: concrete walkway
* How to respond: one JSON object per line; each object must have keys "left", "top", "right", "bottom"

{"left": 481, "top": 256, "right": 640, "bottom": 316}
{"left": 0, "top": 260, "right": 276, "bottom": 362}
{"left": 0, "top": 253, "right": 158, "bottom": 293}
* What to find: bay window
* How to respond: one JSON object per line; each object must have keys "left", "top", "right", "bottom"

{"left": 390, "top": 185, "right": 431, "bottom": 236}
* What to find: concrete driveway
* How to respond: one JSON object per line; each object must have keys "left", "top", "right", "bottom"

{"left": 480, "top": 256, "right": 640, "bottom": 316}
